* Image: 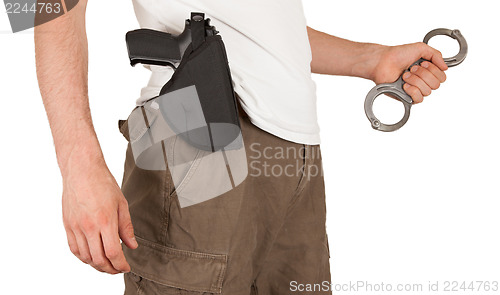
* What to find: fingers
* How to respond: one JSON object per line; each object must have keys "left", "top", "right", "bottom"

{"left": 87, "top": 233, "right": 120, "bottom": 274}
{"left": 73, "top": 229, "right": 92, "bottom": 264}
{"left": 102, "top": 223, "right": 131, "bottom": 273}
{"left": 421, "top": 61, "right": 447, "bottom": 83}
{"left": 118, "top": 199, "right": 138, "bottom": 249}
{"left": 403, "top": 83, "right": 424, "bottom": 104}
{"left": 79, "top": 217, "right": 125, "bottom": 274}
{"left": 65, "top": 228, "right": 80, "bottom": 257}
{"left": 403, "top": 60, "right": 447, "bottom": 103}
{"left": 67, "top": 214, "right": 129, "bottom": 274}
{"left": 417, "top": 42, "right": 448, "bottom": 71}
{"left": 61, "top": 172, "right": 134, "bottom": 275}
{"left": 403, "top": 70, "right": 432, "bottom": 97}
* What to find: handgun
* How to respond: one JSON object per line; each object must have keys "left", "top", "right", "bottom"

{"left": 126, "top": 16, "right": 218, "bottom": 69}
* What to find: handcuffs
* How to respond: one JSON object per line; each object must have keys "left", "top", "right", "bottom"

{"left": 364, "top": 28, "right": 468, "bottom": 132}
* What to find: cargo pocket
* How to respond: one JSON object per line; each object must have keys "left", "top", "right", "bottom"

{"left": 123, "top": 236, "right": 228, "bottom": 294}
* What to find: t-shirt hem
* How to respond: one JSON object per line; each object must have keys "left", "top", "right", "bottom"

{"left": 246, "top": 114, "right": 321, "bottom": 145}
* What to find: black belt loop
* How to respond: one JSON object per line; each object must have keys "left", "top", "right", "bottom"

{"left": 190, "top": 12, "right": 206, "bottom": 51}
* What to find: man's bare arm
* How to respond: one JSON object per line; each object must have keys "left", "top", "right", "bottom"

{"left": 306, "top": 26, "right": 448, "bottom": 103}
{"left": 35, "top": 0, "right": 137, "bottom": 274}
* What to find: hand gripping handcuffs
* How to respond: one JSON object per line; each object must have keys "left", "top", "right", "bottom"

{"left": 364, "top": 28, "right": 468, "bottom": 132}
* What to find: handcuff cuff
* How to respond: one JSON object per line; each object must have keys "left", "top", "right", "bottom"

{"left": 364, "top": 28, "right": 468, "bottom": 132}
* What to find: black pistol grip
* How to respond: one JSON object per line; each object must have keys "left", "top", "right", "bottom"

{"left": 176, "top": 21, "right": 193, "bottom": 59}
{"left": 126, "top": 29, "right": 182, "bottom": 67}
{"left": 126, "top": 15, "right": 218, "bottom": 68}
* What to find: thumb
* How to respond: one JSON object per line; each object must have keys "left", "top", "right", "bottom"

{"left": 118, "top": 199, "right": 138, "bottom": 249}
{"left": 417, "top": 42, "right": 448, "bottom": 71}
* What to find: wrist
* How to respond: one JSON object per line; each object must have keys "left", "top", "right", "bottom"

{"left": 60, "top": 143, "right": 108, "bottom": 183}
{"left": 64, "top": 142, "right": 106, "bottom": 173}
{"left": 55, "top": 126, "right": 107, "bottom": 180}
{"left": 352, "top": 43, "right": 389, "bottom": 81}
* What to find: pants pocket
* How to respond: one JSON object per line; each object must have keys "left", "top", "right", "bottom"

{"left": 119, "top": 100, "right": 248, "bottom": 209}
{"left": 123, "top": 237, "right": 227, "bottom": 294}
{"left": 118, "top": 105, "right": 209, "bottom": 201}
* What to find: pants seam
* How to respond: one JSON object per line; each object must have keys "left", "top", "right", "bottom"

{"left": 288, "top": 144, "right": 310, "bottom": 207}
{"left": 251, "top": 281, "right": 259, "bottom": 295}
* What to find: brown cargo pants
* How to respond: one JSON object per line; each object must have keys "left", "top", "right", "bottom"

{"left": 118, "top": 104, "right": 331, "bottom": 295}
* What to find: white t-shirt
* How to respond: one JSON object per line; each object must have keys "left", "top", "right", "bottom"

{"left": 132, "top": 0, "right": 320, "bottom": 144}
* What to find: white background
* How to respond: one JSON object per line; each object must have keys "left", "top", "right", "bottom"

{"left": 0, "top": 1, "right": 499, "bottom": 294}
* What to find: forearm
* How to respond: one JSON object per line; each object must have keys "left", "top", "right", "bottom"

{"left": 306, "top": 26, "right": 387, "bottom": 80}
{"left": 35, "top": 0, "right": 104, "bottom": 177}
{"left": 35, "top": 1, "right": 138, "bottom": 274}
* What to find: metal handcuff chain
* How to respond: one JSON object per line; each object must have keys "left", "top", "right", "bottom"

{"left": 364, "top": 28, "right": 468, "bottom": 132}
